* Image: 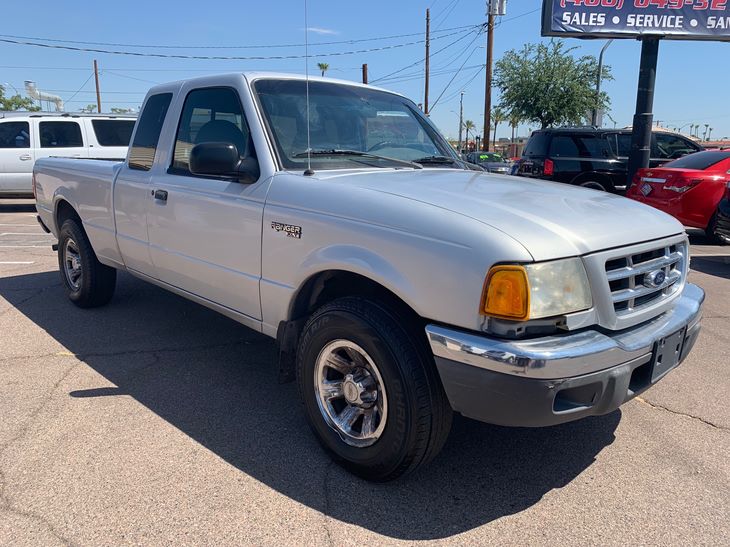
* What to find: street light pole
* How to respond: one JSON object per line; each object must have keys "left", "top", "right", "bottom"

{"left": 592, "top": 39, "right": 613, "bottom": 127}
{"left": 457, "top": 91, "right": 465, "bottom": 152}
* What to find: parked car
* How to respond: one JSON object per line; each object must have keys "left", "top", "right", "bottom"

{"left": 627, "top": 150, "right": 730, "bottom": 244}
{"left": 466, "top": 151, "right": 511, "bottom": 174}
{"left": 0, "top": 112, "right": 136, "bottom": 198}
{"left": 34, "top": 73, "right": 704, "bottom": 481}
{"left": 513, "top": 127, "right": 703, "bottom": 193}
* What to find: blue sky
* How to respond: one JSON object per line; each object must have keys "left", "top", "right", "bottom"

{"left": 1, "top": 0, "right": 729, "bottom": 140}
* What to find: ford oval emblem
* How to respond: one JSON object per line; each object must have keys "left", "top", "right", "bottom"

{"left": 643, "top": 269, "right": 666, "bottom": 288}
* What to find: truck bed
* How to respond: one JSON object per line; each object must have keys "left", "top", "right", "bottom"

{"left": 35, "top": 157, "right": 125, "bottom": 266}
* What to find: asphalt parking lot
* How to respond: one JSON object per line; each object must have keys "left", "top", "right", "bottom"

{"left": 1, "top": 199, "right": 728, "bottom": 546}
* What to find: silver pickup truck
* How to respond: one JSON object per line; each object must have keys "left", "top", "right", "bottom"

{"left": 34, "top": 73, "right": 704, "bottom": 481}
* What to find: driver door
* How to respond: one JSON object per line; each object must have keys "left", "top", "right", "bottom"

{"left": 146, "top": 86, "right": 265, "bottom": 320}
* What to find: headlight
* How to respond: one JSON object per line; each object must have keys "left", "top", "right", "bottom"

{"left": 482, "top": 258, "right": 592, "bottom": 321}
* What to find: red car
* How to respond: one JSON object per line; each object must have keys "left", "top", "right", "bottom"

{"left": 627, "top": 151, "right": 730, "bottom": 244}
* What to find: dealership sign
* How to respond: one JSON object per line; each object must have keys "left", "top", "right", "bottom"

{"left": 542, "top": 0, "right": 730, "bottom": 41}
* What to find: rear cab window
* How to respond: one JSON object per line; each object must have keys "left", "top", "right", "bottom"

{"left": 128, "top": 93, "right": 173, "bottom": 171}
{"left": 39, "top": 121, "right": 83, "bottom": 148}
{"left": 0, "top": 121, "right": 30, "bottom": 148}
{"left": 91, "top": 119, "right": 135, "bottom": 147}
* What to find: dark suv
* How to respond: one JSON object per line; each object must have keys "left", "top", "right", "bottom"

{"left": 513, "top": 127, "right": 703, "bottom": 193}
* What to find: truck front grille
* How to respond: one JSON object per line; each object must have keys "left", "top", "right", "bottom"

{"left": 604, "top": 241, "right": 687, "bottom": 316}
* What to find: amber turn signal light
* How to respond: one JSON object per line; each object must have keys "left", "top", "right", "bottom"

{"left": 482, "top": 265, "right": 530, "bottom": 321}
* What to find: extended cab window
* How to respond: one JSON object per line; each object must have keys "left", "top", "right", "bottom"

{"left": 128, "top": 93, "right": 172, "bottom": 171}
{"left": 39, "top": 121, "right": 83, "bottom": 148}
{"left": 0, "top": 121, "right": 30, "bottom": 148}
{"left": 171, "top": 87, "right": 251, "bottom": 174}
{"left": 91, "top": 119, "right": 135, "bottom": 147}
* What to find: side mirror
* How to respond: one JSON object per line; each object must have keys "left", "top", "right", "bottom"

{"left": 189, "top": 142, "right": 259, "bottom": 184}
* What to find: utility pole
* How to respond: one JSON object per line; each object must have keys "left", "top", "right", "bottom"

{"left": 457, "top": 91, "right": 464, "bottom": 152}
{"left": 93, "top": 59, "right": 102, "bottom": 113}
{"left": 424, "top": 8, "right": 430, "bottom": 116}
{"left": 361, "top": 63, "right": 368, "bottom": 84}
{"left": 482, "top": 4, "right": 495, "bottom": 150}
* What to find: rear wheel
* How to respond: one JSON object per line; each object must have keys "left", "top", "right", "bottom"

{"left": 707, "top": 212, "right": 729, "bottom": 246}
{"left": 296, "top": 297, "right": 452, "bottom": 481}
{"left": 58, "top": 219, "right": 117, "bottom": 307}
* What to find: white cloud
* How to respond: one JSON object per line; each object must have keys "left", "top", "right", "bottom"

{"left": 306, "top": 27, "right": 339, "bottom": 35}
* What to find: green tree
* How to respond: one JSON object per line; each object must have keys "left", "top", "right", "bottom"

{"left": 111, "top": 107, "right": 134, "bottom": 114}
{"left": 81, "top": 104, "right": 97, "bottom": 113}
{"left": 317, "top": 62, "right": 329, "bottom": 77}
{"left": 494, "top": 40, "right": 612, "bottom": 129}
{"left": 0, "top": 85, "right": 40, "bottom": 112}
{"left": 491, "top": 107, "right": 506, "bottom": 150}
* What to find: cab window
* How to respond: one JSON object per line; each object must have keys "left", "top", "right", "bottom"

{"left": 128, "top": 93, "right": 172, "bottom": 171}
{"left": 171, "top": 87, "right": 252, "bottom": 174}
{"left": 39, "top": 121, "right": 83, "bottom": 148}
{"left": 0, "top": 121, "right": 30, "bottom": 148}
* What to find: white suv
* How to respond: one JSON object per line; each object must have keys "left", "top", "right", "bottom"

{"left": 0, "top": 112, "right": 136, "bottom": 197}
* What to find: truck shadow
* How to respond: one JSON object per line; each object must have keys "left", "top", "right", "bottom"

{"left": 0, "top": 200, "right": 36, "bottom": 213}
{"left": 0, "top": 270, "right": 619, "bottom": 540}
{"left": 690, "top": 256, "right": 730, "bottom": 280}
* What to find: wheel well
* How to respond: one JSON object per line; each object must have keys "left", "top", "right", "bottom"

{"left": 570, "top": 172, "right": 614, "bottom": 191}
{"left": 290, "top": 270, "right": 420, "bottom": 324}
{"left": 55, "top": 200, "right": 82, "bottom": 232}
{"left": 276, "top": 270, "right": 424, "bottom": 383}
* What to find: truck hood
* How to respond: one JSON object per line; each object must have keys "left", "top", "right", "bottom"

{"left": 318, "top": 168, "right": 684, "bottom": 261}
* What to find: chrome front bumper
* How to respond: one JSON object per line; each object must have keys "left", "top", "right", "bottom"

{"left": 425, "top": 283, "right": 704, "bottom": 427}
{"left": 427, "top": 283, "right": 704, "bottom": 380}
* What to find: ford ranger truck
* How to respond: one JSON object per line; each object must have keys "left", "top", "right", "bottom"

{"left": 34, "top": 73, "right": 705, "bottom": 482}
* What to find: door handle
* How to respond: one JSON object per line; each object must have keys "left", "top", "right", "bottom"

{"left": 153, "top": 189, "right": 168, "bottom": 202}
{"left": 19, "top": 154, "right": 32, "bottom": 161}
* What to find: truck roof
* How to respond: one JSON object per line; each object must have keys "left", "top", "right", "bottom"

{"left": 144, "top": 72, "right": 403, "bottom": 99}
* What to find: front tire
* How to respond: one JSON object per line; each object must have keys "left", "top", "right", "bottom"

{"left": 58, "top": 219, "right": 117, "bottom": 307}
{"left": 707, "top": 212, "right": 729, "bottom": 246}
{"left": 296, "top": 297, "right": 452, "bottom": 481}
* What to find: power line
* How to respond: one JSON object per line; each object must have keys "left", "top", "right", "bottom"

{"left": 371, "top": 25, "right": 483, "bottom": 84}
{"left": 429, "top": 38, "right": 483, "bottom": 113}
{"left": 64, "top": 72, "right": 95, "bottom": 104}
{"left": 0, "top": 25, "right": 479, "bottom": 52}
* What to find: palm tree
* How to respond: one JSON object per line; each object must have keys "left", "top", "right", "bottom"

{"left": 508, "top": 111, "right": 522, "bottom": 156}
{"left": 463, "top": 120, "right": 475, "bottom": 150}
{"left": 317, "top": 63, "right": 329, "bottom": 77}
{"left": 491, "top": 107, "right": 506, "bottom": 151}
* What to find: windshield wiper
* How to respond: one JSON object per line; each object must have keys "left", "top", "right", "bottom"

{"left": 413, "top": 155, "right": 459, "bottom": 165}
{"left": 294, "top": 149, "right": 422, "bottom": 169}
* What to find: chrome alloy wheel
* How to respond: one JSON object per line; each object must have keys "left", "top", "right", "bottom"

{"left": 63, "top": 238, "right": 83, "bottom": 291}
{"left": 314, "top": 340, "right": 388, "bottom": 447}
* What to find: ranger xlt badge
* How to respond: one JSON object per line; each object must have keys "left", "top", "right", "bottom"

{"left": 271, "top": 221, "right": 302, "bottom": 239}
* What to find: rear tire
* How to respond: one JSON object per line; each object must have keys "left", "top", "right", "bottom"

{"left": 296, "top": 297, "right": 452, "bottom": 482}
{"left": 707, "top": 212, "right": 729, "bottom": 246}
{"left": 58, "top": 219, "right": 117, "bottom": 307}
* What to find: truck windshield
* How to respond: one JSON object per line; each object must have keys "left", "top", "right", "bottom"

{"left": 253, "top": 79, "right": 453, "bottom": 170}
